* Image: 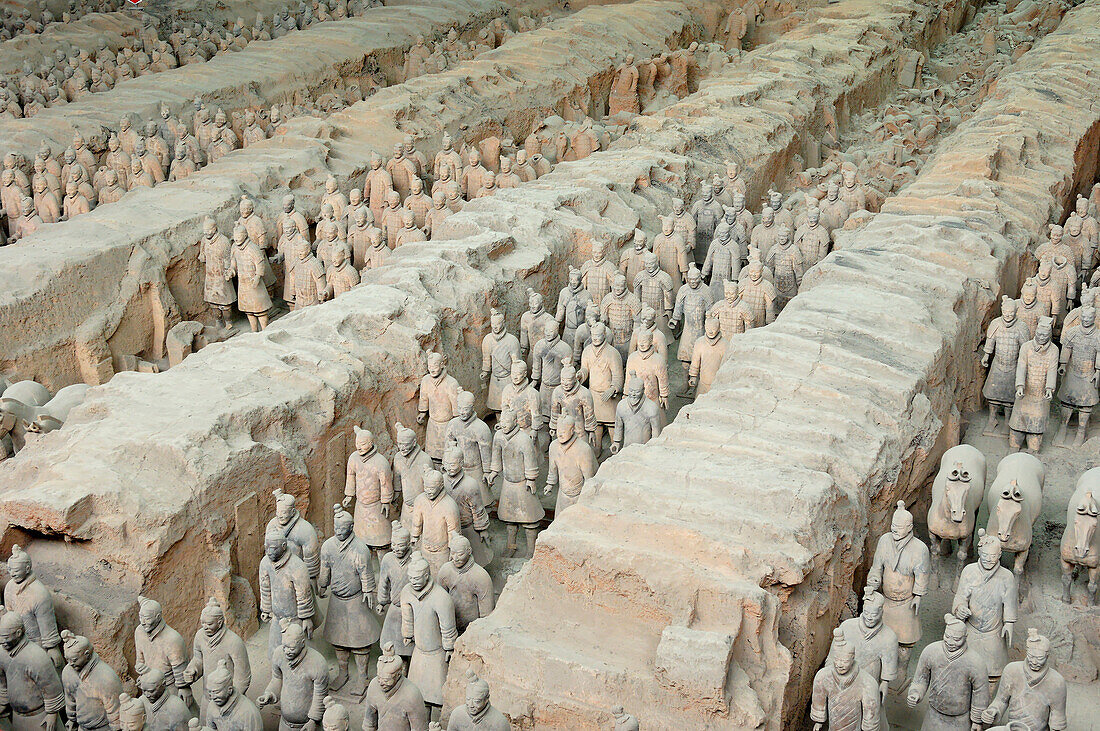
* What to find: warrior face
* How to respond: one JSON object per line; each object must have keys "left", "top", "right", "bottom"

{"left": 138, "top": 603, "right": 161, "bottom": 635}
{"left": 264, "top": 534, "right": 288, "bottom": 563}
{"left": 943, "top": 622, "right": 966, "bottom": 654}
{"left": 276, "top": 495, "right": 296, "bottom": 525}
{"left": 451, "top": 540, "right": 472, "bottom": 569}
{"left": 612, "top": 274, "right": 627, "bottom": 297}
{"left": 978, "top": 541, "right": 1001, "bottom": 570}
{"left": 409, "top": 560, "right": 430, "bottom": 593}
{"left": 443, "top": 447, "right": 463, "bottom": 478}
{"left": 427, "top": 352, "right": 445, "bottom": 378}
{"left": 1001, "top": 299, "right": 1017, "bottom": 325}
{"left": 392, "top": 529, "right": 411, "bottom": 559}
{"left": 355, "top": 429, "right": 374, "bottom": 456}
{"left": 0, "top": 616, "right": 24, "bottom": 652}
{"left": 890, "top": 512, "right": 912, "bottom": 542}
{"left": 761, "top": 207, "right": 774, "bottom": 227}
{"left": 626, "top": 379, "right": 644, "bottom": 408}
{"left": 283, "top": 624, "right": 306, "bottom": 662}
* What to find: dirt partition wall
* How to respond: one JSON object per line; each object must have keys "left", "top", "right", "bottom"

{"left": 0, "top": 0, "right": 728, "bottom": 669}
{"left": 447, "top": 2, "right": 1100, "bottom": 729}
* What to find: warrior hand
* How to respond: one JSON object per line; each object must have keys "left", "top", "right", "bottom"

{"left": 813, "top": 724, "right": 823, "bottom": 731}
{"left": 549, "top": 428, "right": 556, "bottom": 439}
{"left": 271, "top": 253, "right": 283, "bottom": 264}
{"left": 610, "top": 442, "right": 621, "bottom": 455}
{"left": 183, "top": 667, "right": 198, "bottom": 684}
{"left": 981, "top": 709, "right": 998, "bottom": 725}
{"left": 417, "top": 411, "right": 427, "bottom": 425}
{"left": 486, "top": 471, "right": 498, "bottom": 485}
{"left": 375, "top": 601, "right": 386, "bottom": 616}
{"left": 260, "top": 610, "right": 271, "bottom": 623}
{"left": 477, "top": 530, "right": 488, "bottom": 543}
{"left": 46, "top": 645, "right": 63, "bottom": 669}
{"left": 1058, "top": 364, "right": 1066, "bottom": 376}
{"left": 44, "top": 712, "right": 59, "bottom": 731}
{"left": 1015, "top": 387, "right": 1025, "bottom": 399}
{"left": 1044, "top": 388, "right": 1053, "bottom": 400}
{"left": 526, "top": 479, "right": 537, "bottom": 494}
{"left": 342, "top": 496, "right": 353, "bottom": 509}
{"left": 445, "top": 650, "right": 453, "bottom": 663}
{"left": 1002, "top": 624, "right": 1013, "bottom": 645}
{"left": 543, "top": 482, "right": 554, "bottom": 496}
{"left": 879, "top": 680, "right": 888, "bottom": 706}
{"left": 480, "top": 370, "right": 490, "bottom": 383}
{"left": 659, "top": 397, "right": 668, "bottom": 409}
{"left": 179, "top": 686, "right": 194, "bottom": 708}
{"left": 911, "top": 596, "right": 921, "bottom": 614}
{"left": 318, "top": 585, "right": 327, "bottom": 598}
{"left": 688, "top": 378, "right": 697, "bottom": 389}
{"left": 981, "top": 355, "right": 990, "bottom": 369}
{"left": 66, "top": 719, "right": 78, "bottom": 731}
{"left": 363, "top": 593, "right": 375, "bottom": 609}
{"left": 303, "top": 721, "right": 317, "bottom": 731}
{"left": 381, "top": 503, "right": 390, "bottom": 519}
{"left": 954, "top": 604, "right": 971, "bottom": 620}
{"left": 668, "top": 319, "right": 679, "bottom": 331}
{"left": 302, "top": 618, "right": 314, "bottom": 638}
{"left": 971, "top": 723, "right": 982, "bottom": 731}
{"left": 256, "top": 692, "right": 276, "bottom": 707}
{"left": 906, "top": 688, "right": 922, "bottom": 707}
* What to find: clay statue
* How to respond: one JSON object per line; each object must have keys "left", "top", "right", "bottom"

{"left": 983, "top": 453, "right": 1045, "bottom": 578}
{"left": 810, "top": 628, "right": 881, "bottom": 731}
{"left": 632, "top": 252, "right": 674, "bottom": 336}
{"left": 319, "top": 504, "right": 379, "bottom": 695}
{"left": 839, "top": 168, "right": 867, "bottom": 214}
{"left": 410, "top": 470, "right": 461, "bottom": 576}
{"left": 556, "top": 267, "right": 592, "bottom": 345}
{"left": 4, "top": 545, "right": 63, "bottom": 668}
{"left": 1033, "top": 260, "right": 1067, "bottom": 327}
{"left": 981, "top": 297, "right": 1031, "bottom": 435}
{"left": 927, "top": 445, "right": 987, "bottom": 565}
{"left": 1060, "top": 467, "right": 1100, "bottom": 604}
{"left": 61, "top": 630, "right": 123, "bottom": 731}
{"left": 290, "top": 237, "right": 330, "bottom": 308}
{"left": 480, "top": 309, "right": 520, "bottom": 415}
{"left": 401, "top": 552, "right": 458, "bottom": 710}
{"left": 444, "top": 391, "right": 493, "bottom": 501}
{"left": 795, "top": 206, "right": 831, "bottom": 267}
{"left": 619, "top": 230, "right": 650, "bottom": 288}
{"left": 226, "top": 225, "right": 272, "bottom": 332}
{"left": 320, "top": 696, "right": 349, "bottom": 731}
{"left": 836, "top": 587, "right": 899, "bottom": 708}
{"left": 701, "top": 223, "right": 742, "bottom": 301}
{"left": 118, "top": 694, "right": 144, "bottom": 731}
{"left": 579, "top": 241, "right": 619, "bottom": 307}
{"left": 653, "top": 216, "right": 689, "bottom": 291}
{"left": 343, "top": 426, "right": 394, "bottom": 557}
{"left": 982, "top": 628, "right": 1067, "bottom": 731}
{"left": 363, "top": 644, "right": 428, "bottom": 731}
{"left": 1056, "top": 305, "right": 1099, "bottom": 445}
{"left": 546, "top": 412, "right": 598, "bottom": 514}
{"left": 691, "top": 183, "right": 724, "bottom": 264}
{"left": 364, "top": 153, "right": 394, "bottom": 222}
{"left": 688, "top": 314, "right": 726, "bottom": 396}
{"left": 417, "top": 352, "right": 460, "bottom": 461}
{"left": 608, "top": 54, "right": 639, "bottom": 116}
{"left": 630, "top": 306, "right": 669, "bottom": 361}
{"left": 135, "top": 663, "right": 193, "bottom": 731}
{"left": 519, "top": 290, "right": 555, "bottom": 364}
{"left": 610, "top": 375, "right": 661, "bottom": 455}
{"left": 763, "top": 227, "right": 802, "bottom": 310}
{"left": 1008, "top": 316, "right": 1059, "bottom": 453}
{"left": 707, "top": 280, "right": 754, "bottom": 340}
{"left": 257, "top": 620, "right": 328, "bottom": 731}
{"left": 445, "top": 670, "right": 508, "bottom": 731}
{"left": 531, "top": 320, "right": 572, "bottom": 424}
{"left": 1015, "top": 278, "right": 1045, "bottom": 337}
{"left": 267, "top": 489, "right": 321, "bottom": 587}
{"left": 489, "top": 405, "right": 543, "bottom": 557}
{"left": 625, "top": 328, "right": 668, "bottom": 410}
{"left": 258, "top": 530, "right": 316, "bottom": 658}
{"left": 601, "top": 274, "right": 642, "bottom": 362}
{"left": 500, "top": 360, "right": 542, "bottom": 439}
{"left": 739, "top": 260, "right": 776, "bottom": 328}
{"left": 134, "top": 596, "right": 192, "bottom": 708}
{"left": 0, "top": 607, "right": 65, "bottom": 731}
{"left": 393, "top": 423, "right": 434, "bottom": 533}
{"left": 953, "top": 530, "right": 1018, "bottom": 683}
{"left": 550, "top": 359, "right": 596, "bottom": 445}
{"left": 907, "top": 614, "right": 989, "bottom": 729}
{"left": 183, "top": 598, "right": 250, "bottom": 722}
{"left": 820, "top": 183, "right": 850, "bottom": 232}
{"left": 866, "top": 501, "right": 930, "bottom": 684}
{"left": 440, "top": 446, "right": 492, "bottom": 567}
{"left": 437, "top": 533, "right": 494, "bottom": 633}
{"left": 670, "top": 264, "right": 713, "bottom": 370}
{"left": 578, "top": 322, "right": 623, "bottom": 455}
{"left": 198, "top": 218, "right": 236, "bottom": 330}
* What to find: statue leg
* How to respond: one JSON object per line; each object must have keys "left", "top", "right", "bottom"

{"left": 525, "top": 524, "right": 539, "bottom": 557}
{"left": 1057, "top": 405, "right": 1073, "bottom": 444}
{"left": 1075, "top": 407, "right": 1092, "bottom": 447}
{"left": 894, "top": 644, "right": 913, "bottom": 689}
{"left": 352, "top": 650, "right": 370, "bottom": 697}
{"left": 257, "top": 313, "right": 270, "bottom": 331}
{"left": 1009, "top": 429, "right": 1024, "bottom": 451}
{"left": 1060, "top": 559, "right": 1074, "bottom": 603}
{"left": 1013, "top": 547, "right": 1029, "bottom": 578}
{"left": 246, "top": 314, "right": 260, "bottom": 332}
{"left": 592, "top": 423, "right": 606, "bottom": 456}
{"left": 983, "top": 402, "right": 1000, "bottom": 435}
{"left": 331, "top": 647, "right": 350, "bottom": 690}
{"left": 1025, "top": 432, "right": 1042, "bottom": 454}
{"left": 504, "top": 523, "right": 518, "bottom": 558}
{"left": 1089, "top": 566, "right": 1099, "bottom": 605}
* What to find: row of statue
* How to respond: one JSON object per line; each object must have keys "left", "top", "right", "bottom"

{"left": 812, "top": 487, "right": 1078, "bottom": 731}
{"left": 0, "top": 0, "right": 127, "bottom": 40}
{"left": 980, "top": 197, "right": 1100, "bottom": 452}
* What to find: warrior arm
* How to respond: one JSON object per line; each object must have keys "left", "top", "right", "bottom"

{"left": 969, "top": 665, "right": 990, "bottom": 722}
{"left": 377, "top": 566, "right": 392, "bottom": 607}
{"left": 546, "top": 446, "right": 559, "bottom": 489}
{"left": 308, "top": 667, "right": 326, "bottom": 721}
{"left": 657, "top": 361, "right": 670, "bottom": 400}
{"left": 359, "top": 550, "right": 377, "bottom": 595}
{"left": 379, "top": 462, "right": 394, "bottom": 506}
{"left": 984, "top": 673, "right": 1011, "bottom": 720}
{"left": 439, "top": 602, "right": 458, "bottom": 653}
{"left": 467, "top": 489, "right": 490, "bottom": 533}
{"left": 363, "top": 700, "right": 379, "bottom": 731}
{"left": 1003, "top": 577, "right": 1018, "bottom": 624}
{"left": 345, "top": 458, "right": 357, "bottom": 500}
{"left": 400, "top": 591, "right": 414, "bottom": 644}
{"left": 648, "top": 405, "right": 662, "bottom": 439}
{"left": 294, "top": 571, "right": 315, "bottom": 620}
{"left": 0, "top": 662, "right": 8, "bottom": 711}
{"left": 1045, "top": 346, "right": 1060, "bottom": 393}
{"left": 480, "top": 337, "right": 492, "bottom": 376}
{"left": 808, "top": 672, "right": 828, "bottom": 724}
{"left": 34, "top": 595, "right": 61, "bottom": 648}
{"left": 318, "top": 550, "right": 331, "bottom": 594}
{"left": 262, "top": 661, "right": 282, "bottom": 702}
{"left": 865, "top": 540, "right": 885, "bottom": 589}
{"left": 303, "top": 532, "right": 321, "bottom": 582}
{"left": 1015, "top": 347, "right": 1029, "bottom": 390}
{"left": 417, "top": 378, "right": 429, "bottom": 415}
{"left": 231, "top": 640, "right": 251, "bottom": 695}
{"left": 912, "top": 544, "right": 931, "bottom": 597}
{"left": 689, "top": 344, "right": 703, "bottom": 381}
{"left": 407, "top": 694, "right": 430, "bottom": 731}
{"left": 582, "top": 391, "right": 597, "bottom": 433}
{"left": 1048, "top": 675, "right": 1069, "bottom": 730}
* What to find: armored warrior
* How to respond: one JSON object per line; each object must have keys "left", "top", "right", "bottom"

{"left": 670, "top": 264, "right": 714, "bottom": 370}
{"left": 437, "top": 533, "right": 494, "bottom": 634}
{"left": 135, "top": 664, "right": 193, "bottom": 731}
{"left": 550, "top": 360, "right": 596, "bottom": 444}
{"left": 688, "top": 315, "right": 727, "bottom": 397}
{"left": 835, "top": 588, "right": 899, "bottom": 708}
{"left": 393, "top": 423, "right": 434, "bottom": 533}
{"left": 4, "top": 545, "right": 62, "bottom": 668}
{"left": 691, "top": 184, "right": 724, "bottom": 264}
{"left": 578, "top": 322, "right": 623, "bottom": 455}
{"left": 820, "top": 182, "right": 850, "bottom": 232}
{"left": 625, "top": 328, "right": 669, "bottom": 411}
{"left": 319, "top": 505, "right": 379, "bottom": 695}
{"left": 258, "top": 530, "right": 316, "bottom": 659}
{"left": 257, "top": 621, "right": 328, "bottom": 731}
{"left": 445, "top": 671, "right": 509, "bottom": 731}
{"left": 363, "top": 644, "right": 428, "bottom": 731}
{"left": 410, "top": 470, "right": 462, "bottom": 576}
{"left": 500, "top": 360, "right": 542, "bottom": 439}
{"left": 556, "top": 267, "right": 592, "bottom": 345}
{"left": 707, "top": 280, "right": 754, "bottom": 341}
{"left": 531, "top": 320, "right": 572, "bottom": 424}
{"left": 653, "top": 216, "right": 689, "bottom": 291}
{"left": 546, "top": 413, "right": 598, "bottom": 515}
{"left": 134, "top": 596, "right": 192, "bottom": 707}
{"left": 601, "top": 274, "right": 642, "bottom": 362}
{"left": 440, "top": 444, "right": 493, "bottom": 568}
{"left": 519, "top": 291, "right": 555, "bottom": 364}
{"left": 183, "top": 599, "right": 250, "bottom": 723}
{"left": 479, "top": 308, "right": 520, "bottom": 415}
{"left": 401, "top": 552, "right": 458, "bottom": 711}
{"left": 810, "top": 629, "right": 881, "bottom": 731}
{"left": 701, "top": 223, "right": 742, "bottom": 301}
{"left": 611, "top": 375, "right": 662, "bottom": 454}
{"left": 981, "top": 297, "right": 1031, "bottom": 436}
{"left": 1056, "top": 305, "right": 1100, "bottom": 446}
{"left": 619, "top": 230, "right": 650, "bottom": 288}
{"left": 489, "top": 405, "right": 543, "bottom": 557}
{"left": 417, "top": 353, "right": 460, "bottom": 461}
{"left": 865, "top": 501, "right": 930, "bottom": 683}
{"left": 343, "top": 426, "right": 394, "bottom": 558}
{"left": 796, "top": 206, "right": 831, "bottom": 267}
{"left": 198, "top": 218, "right": 236, "bottom": 330}
{"left": 632, "top": 252, "right": 674, "bottom": 336}
{"left": 630, "top": 306, "right": 670, "bottom": 361}
{"left": 763, "top": 226, "right": 803, "bottom": 310}
{"left": 266, "top": 489, "right": 320, "bottom": 587}
{"left": 444, "top": 391, "right": 493, "bottom": 502}
{"left": 739, "top": 259, "right": 776, "bottom": 328}
{"left": 981, "top": 629, "right": 1067, "bottom": 731}
{"left": 1008, "top": 316, "right": 1059, "bottom": 453}
{"left": 377, "top": 521, "right": 415, "bottom": 660}
{"left": 0, "top": 608, "right": 65, "bottom": 731}
{"left": 580, "top": 242, "right": 620, "bottom": 308}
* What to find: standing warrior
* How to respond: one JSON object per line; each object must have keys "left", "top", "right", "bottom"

{"left": 953, "top": 530, "right": 1018, "bottom": 686}
{"left": 256, "top": 621, "right": 328, "bottom": 731}
{"left": 670, "top": 264, "right": 714, "bottom": 372}
{"left": 440, "top": 447, "right": 492, "bottom": 567}
{"left": 688, "top": 315, "right": 727, "bottom": 397}
{"left": 633, "top": 252, "right": 675, "bottom": 336}
{"left": 601, "top": 274, "right": 642, "bottom": 362}
{"left": 1056, "top": 304, "right": 1099, "bottom": 446}
{"left": 610, "top": 375, "right": 662, "bottom": 455}
{"left": 410, "top": 470, "right": 462, "bottom": 576}
{"left": 531, "top": 320, "right": 572, "bottom": 426}
{"left": 981, "top": 296, "right": 1031, "bottom": 436}
{"left": 691, "top": 184, "right": 724, "bottom": 263}
{"left": 267, "top": 489, "right": 320, "bottom": 587}
{"left": 578, "top": 322, "right": 623, "bottom": 456}
{"left": 835, "top": 588, "right": 899, "bottom": 709}
{"left": 60, "top": 631, "right": 122, "bottom": 731}
{"left": 0, "top": 608, "right": 64, "bottom": 731}
{"left": 550, "top": 360, "right": 596, "bottom": 444}
{"left": 556, "top": 267, "right": 592, "bottom": 345}
{"left": 226, "top": 225, "right": 273, "bottom": 332}
{"left": 796, "top": 206, "right": 831, "bottom": 268}
{"left": 198, "top": 218, "right": 236, "bottom": 330}
{"left": 393, "top": 423, "right": 433, "bottom": 533}
{"left": 134, "top": 665, "right": 193, "bottom": 731}
{"left": 437, "top": 533, "right": 495, "bottom": 634}
{"left": 907, "top": 614, "right": 989, "bottom": 730}
{"left": 518, "top": 291, "right": 555, "bottom": 364}
{"left": 183, "top": 599, "right": 250, "bottom": 723}
{"left": 258, "top": 530, "right": 316, "bottom": 659}
{"left": 865, "top": 501, "right": 930, "bottom": 684}
{"left": 401, "top": 552, "right": 458, "bottom": 713}
{"left": 809, "top": 629, "right": 881, "bottom": 731}
{"left": 343, "top": 426, "right": 394, "bottom": 559}
{"left": 319, "top": 505, "right": 379, "bottom": 695}
{"left": 981, "top": 629, "right": 1067, "bottom": 731}
{"left": 489, "top": 406, "right": 543, "bottom": 557}
{"left": 377, "top": 522, "right": 415, "bottom": 661}
{"left": 1008, "top": 316, "right": 1059, "bottom": 453}
{"left": 363, "top": 644, "right": 428, "bottom": 731}
{"left": 581, "top": 241, "right": 620, "bottom": 307}
{"left": 205, "top": 658, "right": 263, "bottom": 731}
{"left": 417, "top": 352, "right": 461, "bottom": 462}
{"left": 625, "top": 328, "right": 669, "bottom": 411}
{"left": 707, "top": 280, "right": 754, "bottom": 341}
{"left": 134, "top": 596, "right": 192, "bottom": 707}
{"left": 445, "top": 671, "right": 510, "bottom": 731}
{"left": 500, "top": 360, "right": 542, "bottom": 440}
{"left": 701, "top": 223, "right": 742, "bottom": 302}
{"left": 653, "top": 216, "right": 689, "bottom": 291}
{"left": 546, "top": 413, "right": 598, "bottom": 515}
{"left": 764, "top": 227, "right": 803, "bottom": 310}
{"left": 619, "top": 231, "right": 650, "bottom": 289}
{"left": 608, "top": 54, "right": 639, "bottom": 116}
{"left": 4, "top": 545, "right": 62, "bottom": 668}
{"left": 444, "top": 391, "right": 493, "bottom": 503}
{"left": 739, "top": 259, "right": 777, "bottom": 328}
{"left": 479, "top": 308, "right": 520, "bottom": 416}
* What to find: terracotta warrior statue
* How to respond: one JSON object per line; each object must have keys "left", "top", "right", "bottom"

{"left": 377, "top": 521, "right": 415, "bottom": 661}
{"left": 611, "top": 375, "right": 661, "bottom": 454}
{"left": 60, "top": 630, "right": 123, "bottom": 731}
{"left": 410, "top": 470, "right": 461, "bottom": 576}
{"left": 258, "top": 530, "right": 316, "bottom": 659}
{"left": 363, "top": 644, "right": 428, "bottom": 731}
{"left": 633, "top": 252, "right": 674, "bottom": 336}
{"left": 907, "top": 614, "right": 990, "bottom": 729}
{"left": 979, "top": 628, "right": 1067, "bottom": 730}
{"left": 441, "top": 446, "right": 492, "bottom": 567}
{"left": 611, "top": 706, "right": 639, "bottom": 731}
{"left": 1008, "top": 316, "right": 1059, "bottom": 453}
{"left": 445, "top": 671, "right": 509, "bottom": 730}
{"left": 134, "top": 596, "right": 192, "bottom": 707}
{"left": 344, "top": 426, "right": 394, "bottom": 560}
{"left": 619, "top": 230, "right": 650, "bottom": 288}
{"left": 198, "top": 218, "right": 236, "bottom": 330}
{"left": 519, "top": 290, "right": 555, "bottom": 364}
{"left": 183, "top": 599, "right": 250, "bottom": 723}
{"left": 707, "top": 280, "right": 754, "bottom": 341}
{"left": 701, "top": 223, "right": 742, "bottom": 301}
{"left": 551, "top": 359, "right": 596, "bottom": 446}
{"left": 4, "top": 545, "right": 62, "bottom": 668}
{"left": 654, "top": 216, "right": 689, "bottom": 291}
{"left": 401, "top": 552, "right": 458, "bottom": 712}
{"left": 810, "top": 629, "right": 881, "bottom": 731}
{"left": 608, "top": 54, "right": 639, "bottom": 116}
{"left": 835, "top": 588, "right": 899, "bottom": 709}
{"left": 0, "top": 607, "right": 64, "bottom": 731}
{"left": 739, "top": 259, "right": 777, "bottom": 328}
{"left": 981, "top": 296, "right": 1031, "bottom": 436}
{"left": 953, "top": 530, "right": 1018, "bottom": 687}
{"left": 393, "top": 423, "right": 434, "bottom": 533}
{"left": 500, "top": 360, "right": 542, "bottom": 441}
{"left": 688, "top": 314, "right": 727, "bottom": 397}
{"left": 480, "top": 308, "right": 520, "bottom": 416}
{"left": 256, "top": 620, "right": 328, "bottom": 731}
{"left": 865, "top": 501, "right": 930, "bottom": 685}
{"left": 118, "top": 694, "right": 145, "bottom": 731}
{"left": 670, "top": 264, "right": 714, "bottom": 373}
{"left": 546, "top": 413, "right": 598, "bottom": 515}
{"left": 601, "top": 274, "right": 642, "bottom": 362}
{"left": 625, "top": 327, "right": 669, "bottom": 411}
{"left": 267, "top": 489, "right": 320, "bottom": 587}
{"left": 531, "top": 320, "right": 572, "bottom": 428}
{"left": 418, "top": 353, "right": 461, "bottom": 463}
{"left": 764, "top": 226, "right": 803, "bottom": 310}
{"left": 437, "top": 533, "right": 495, "bottom": 634}
{"left": 319, "top": 504, "right": 380, "bottom": 696}
{"left": 489, "top": 405, "right": 543, "bottom": 557}
{"left": 1056, "top": 304, "right": 1099, "bottom": 446}
{"left": 577, "top": 322, "right": 623, "bottom": 456}
{"left": 556, "top": 267, "right": 592, "bottom": 345}
{"left": 134, "top": 663, "right": 193, "bottom": 731}
{"left": 444, "top": 391, "right": 493, "bottom": 503}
